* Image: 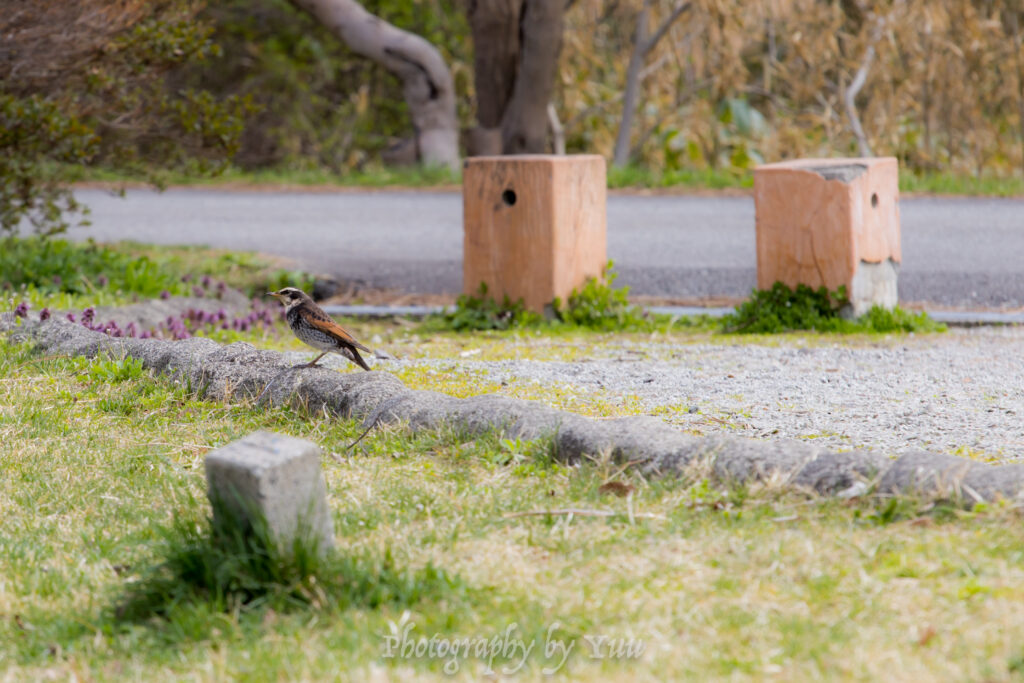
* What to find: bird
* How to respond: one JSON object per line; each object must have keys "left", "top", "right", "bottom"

{"left": 267, "top": 287, "right": 372, "bottom": 370}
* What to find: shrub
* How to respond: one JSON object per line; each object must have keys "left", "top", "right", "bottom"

{"left": 440, "top": 282, "right": 542, "bottom": 331}
{"left": 553, "top": 261, "right": 651, "bottom": 331}
{"left": 721, "top": 282, "right": 945, "bottom": 334}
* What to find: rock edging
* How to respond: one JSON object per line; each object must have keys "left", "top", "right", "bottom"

{"left": 4, "top": 314, "right": 1023, "bottom": 505}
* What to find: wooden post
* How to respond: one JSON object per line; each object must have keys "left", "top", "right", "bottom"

{"left": 753, "top": 157, "right": 901, "bottom": 316}
{"left": 463, "top": 154, "right": 607, "bottom": 313}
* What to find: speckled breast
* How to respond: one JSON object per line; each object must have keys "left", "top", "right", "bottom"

{"left": 287, "top": 307, "right": 338, "bottom": 351}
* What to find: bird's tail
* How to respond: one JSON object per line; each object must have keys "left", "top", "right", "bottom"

{"left": 350, "top": 347, "right": 371, "bottom": 371}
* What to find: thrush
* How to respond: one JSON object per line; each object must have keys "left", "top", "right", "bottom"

{"left": 268, "top": 287, "right": 372, "bottom": 370}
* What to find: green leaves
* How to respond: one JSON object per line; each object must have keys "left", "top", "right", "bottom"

{"left": 553, "top": 261, "right": 651, "bottom": 331}
{"left": 442, "top": 283, "right": 542, "bottom": 331}
{"left": 721, "top": 281, "right": 945, "bottom": 334}
{"left": 0, "top": 94, "right": 97, "bottom": 237}
{"left": 438, "top": 262, "right": 656, "bottom": 333}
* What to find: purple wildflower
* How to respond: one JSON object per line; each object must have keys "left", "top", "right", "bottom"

{"left": 82, "top": 307, "right": 95, "bottom": 323}
{"left": 66, "top": 313, "right": 76, "bottom": 323}
{"left": 52, "top": 275, "right": 62, "bottom": 286}
{"left": 97, "top": 274, "right": 109, "bottom": 287}
{"left": 14, "top": 301, "right": 29, "bottom": 318}
{"left": 181, "top": 274, "right": 192, "bottom": 283}
{"left": 192, "top": 286, "right": 204, "bottom": 298}
{"left": 160, "top": 290, "right": 171, "bottom": 300}
{"left": 201, "top": 275, "right": 212, "bottom": 288}
{"left": 39, "top": 308, "right": 50, "bottom": 321}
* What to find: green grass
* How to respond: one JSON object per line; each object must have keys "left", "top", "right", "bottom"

{"left": 4, "top": 330, "right": 1024, "bottom": 680}
{"left": 607, "top": 165, "right": 754, "bottom": 191}
{"left": 64, "top": 162, "right": 462, "bottom": 189}
{"left": 65, "top": 162, "right": 1024, "bottom": 197}
{"left": 1, "top": 237, "right": 314, "bottom": 311}
{"left": 899, "top": 171, "right": 1024, "bottom": 197}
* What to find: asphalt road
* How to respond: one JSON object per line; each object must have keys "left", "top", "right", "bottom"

{"left": 70, "top": 188, "right": 1024, "bottom": 308}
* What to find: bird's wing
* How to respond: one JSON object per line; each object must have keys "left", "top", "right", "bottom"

{"left": 298, "top": 307, "right": 373, "bottom": 353}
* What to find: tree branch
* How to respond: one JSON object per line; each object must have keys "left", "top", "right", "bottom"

{"left": 290, "top": 0, "right": 458, "bottom": 168}
{"left": 842, "top": 11, "right": 885, "bottom": 157}
{"left": 642, "top": 1, "right": 691, "bottom": 57}
{"left": 613, "top": 1, "right": 691, "bottom": 167}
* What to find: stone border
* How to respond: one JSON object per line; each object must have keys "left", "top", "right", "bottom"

{"left": 4, "top": 314, "right": 1024, "bottom": 506}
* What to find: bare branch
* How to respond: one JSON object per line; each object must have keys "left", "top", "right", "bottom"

{"left": 291, "top": 0, "right": 458, "bottom": 167}
{"left": 547, "top": 102, "right": 566, "bottom": 155}
{"left": 642, "top": 1, "right": 691, "bottom": 57}
{"left": 843, "top": 12, "right": 885, "bottom": 157}
{"left": 613, "top": 1, "right": 692, "bottom": 167}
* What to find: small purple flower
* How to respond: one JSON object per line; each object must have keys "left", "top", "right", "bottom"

{"left": 97, "top": 274, "right": 109, "bottom": 287}
{"left": 52, "top": 275, "right": 62, "bottom": 286}
{"left": 160, "top": 290, "right": 171, "bottom": 300}
{"left": 66, "top": 313, "right": 76, "bottom": 323}
{"left": 82, "top": 307, "right": 95, "bottom": 322}
{"left": 181, "top": 274, "right": 192, "bottom": 283}
{"left": 216, "top": 281, "right": 226, "bottom": 292}
{"left": 39, "top": 308, "right": 50, "bottom": 321}
{"left": 192, "top": 286, "right": 204, "bottom": 298}
{"left": 126, "top": 322, "right": 138, "bottom": 337}
{"left": 14, "top": 301, "right": 29, "bottom": 318}
{"left": 201, "top": 275, "right": 212, "bottom": 288}
{"left": 139, "top": 330, "right": 151, "bottom": 339}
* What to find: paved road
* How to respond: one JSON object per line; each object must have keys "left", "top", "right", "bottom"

{"left": 71, "top": 188, "right": 1024, "bottom": 307}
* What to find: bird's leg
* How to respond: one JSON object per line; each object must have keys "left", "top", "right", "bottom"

{"left": 298, "top": 351, "right": 328, "bottom": 368}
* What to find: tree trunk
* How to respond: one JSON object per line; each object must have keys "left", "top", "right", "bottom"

{"left": 613, "top": 1, "right": 650, "bottom": 168}
{"left": 500, "top": 0, "right": 566, "bottom": 153}
{"left": 291, "top": 0, "right": 459, "bottom": 168}
{"left": 467, "top": 0, "right": 523, "bottom": 156}
{"left": 467, "top": 0, "right": 567, "bottom": 155}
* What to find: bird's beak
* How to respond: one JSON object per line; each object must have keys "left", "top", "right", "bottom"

{"left": 267, "top": 291, "right": 281, "bottom": 299}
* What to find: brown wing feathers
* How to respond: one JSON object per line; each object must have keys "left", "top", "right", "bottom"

{"left": 298, "top": 306, "right": 372, "bottom": 370}
{"left": 299, "top": 307, "right": 373, "bottom": 353}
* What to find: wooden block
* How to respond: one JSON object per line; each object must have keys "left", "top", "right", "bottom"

{"left": 463, "top": 154, "right": 607, "bottom": 313}
{"left": 753, "top": 157, "right": 901, "bottom": 316}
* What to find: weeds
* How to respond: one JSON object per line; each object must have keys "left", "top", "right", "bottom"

{"left": 435, "top": 263, "right": 659, "bottom": 333}
{"left": 552, "top": 261, "right": 651, "bottom": 331}
{"left": 721, "top": 281, "right": 945, "bottom": 334}
{"left": 438, "top": 282, "right": 542, "bottom": 331}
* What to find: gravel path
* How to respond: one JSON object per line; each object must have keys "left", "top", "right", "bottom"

{"left": 399, "top": 328, "right": 1024, "bottom": 461}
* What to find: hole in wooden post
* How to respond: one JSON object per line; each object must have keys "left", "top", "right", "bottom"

{"left": 871, "top": 193, "right": 879, "bottom": 208}
{"left": 501, "top": 189, "right": 517, "bottom": 207}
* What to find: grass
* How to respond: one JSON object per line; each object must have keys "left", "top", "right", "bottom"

{"left": 4, "top": 327, "right": 1024, "bottom": 680}
{"left": 64, "top": 162, "right": 1024, "bottom": 197}
{"left": 64, "top": 163, "right": 462, "bottom": 190}
{"left": 1, "top": 237, "right": 314, "bottom": 313}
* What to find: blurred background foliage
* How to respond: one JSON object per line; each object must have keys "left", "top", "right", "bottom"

{"left": 3, "top": 0, "right": 1024, "bottom": 190}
